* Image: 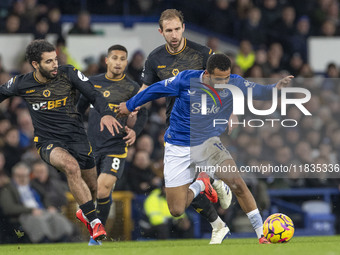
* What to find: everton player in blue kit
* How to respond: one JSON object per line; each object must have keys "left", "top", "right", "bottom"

{"left": 140, "top": 9, "right": 232, "bottom": 244}
{"left": 0, "top": 40, "right": 123, "bottom": 241}
{"left": 119, "top": 54, "right": 294, "bottom": 244}
{"left": 77, "top": 45, "right": 147, "bottom": 245}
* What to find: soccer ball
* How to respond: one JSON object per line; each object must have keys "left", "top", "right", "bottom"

{"left": 263, "top": 213, "right": 295, "bottom": 243}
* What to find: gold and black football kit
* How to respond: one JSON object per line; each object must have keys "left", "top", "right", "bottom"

{"left": 142, "top": 38, "right": 212, "bottom": 127}
{"left": 0, "top": 65, "right": 113, "bottom": 169}
{"left": 78, "top": 73, "right": 147, "bottom": 178}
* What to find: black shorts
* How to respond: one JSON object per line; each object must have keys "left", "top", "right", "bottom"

{"left": 36, "top": 140, "right": 96, "bottom": 170}
{"left": 96, "top": 153, "right": 126, "bottom": 179}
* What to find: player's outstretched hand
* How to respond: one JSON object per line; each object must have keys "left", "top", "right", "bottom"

{"left": 123, "top": 126, "right": 136, "bottom": 146}
{"left": 100, "top": 115, "right": 122, "bottom": 136}
{"left": 117, "top": 102, "right": 131, "bottom": 118}
{"left": 276, "top": 75, "right": 294, "bottom": 89}
{"left": 117, "top": 102, "right": 140, "bottom": 118}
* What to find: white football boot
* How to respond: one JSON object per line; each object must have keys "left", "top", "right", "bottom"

{"left": 212, "top": 179, "right": 232, "bottom": 209}
{"left": 210, "top": 225, "right": 231, "bottom": 244}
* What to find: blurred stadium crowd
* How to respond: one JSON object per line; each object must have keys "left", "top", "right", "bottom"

{"left": 0, "top": 0, "right": 340, "bottom": 243}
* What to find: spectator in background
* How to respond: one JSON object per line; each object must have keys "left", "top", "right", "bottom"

{"left": 254, "top": 48, "right": 271, "bottom": 77}
{"left": 0, "top": 116, "right": 11, "bottom": 144}
{"left": 30, "top": 160, "right": 68, "bottom": 211}
{"left": 10, "top": 1, "right": 31, "bottom": 32}
{"left": 82, "top": 56, "right": 99, "bottom": 77}
{"left": 208, "top": 0, "right": 235, "bottom": 37}
{"left": 240, "top": 7, "right": 266, "bottom": 47}
{"left": 22, "top": 0, "right": 45, "bottom": 26}
{"left": 231, "top": 64, "right": 244, "bottom": 77}
{"left": 127, "top": 50, "right": 145, "bottom": 86}
{"left": 272, "top": 6, "right": 296, "bottom": 52}
{"left": 234, "top": 0, "right": 253, "bottom": 21}
{"left": 295, "top": 141, "right": 314, "bottom": 165}
{"left": 284, "top": 127, "right": 302, "bottom": 150}
{"left": 1, "top": 14, "right": 22, "bottom": 33}
{"left": 286, "top": 53, "right": 304, "bottom": 77}
{"left": 267, "top": 42, "right": 284, "bottom": 73}
{"left": 127, "top": 150, "right": 161, "bottom": 194}
{"left": 322, "top": 62, "right": 340, "bottom": 92}
{"left": 320, "top": 19, "right": 338, "bottom": 36}
{"left": 3, "top": 127, "right": 24, "bottom": 174}
{"left": 236, "top": 40, "right": 255, "bottom": 72}
{"left": 33, "top": 16, "right": 49, "bottom": 39}
{"left": 206, "top": 37, "right": 221, "bottom": 53}
{"left": 47, "top": 7, "right": 62, "bottom": 35}
{"left": 55, "top": 36, "right": 81, "bottom": 69}
{"left": 290, "top": 16, "right": 310, "bottom": 62}
{"left": 68, "top": 10, "right": 96, "bottom": 34}
{"left": 298, "top": 63, "right": 314, "bottom": 78}
{"left": 310, "top": 0, "right": 333, "bottom": 32}
{"left": 326, "top": 0, "right": 340, "bottom": 26}
{"left": 245, "top": 64, "right": 264, "bottom": 81}
{"left": 17, "top": 110, "right": 34, "bottom": 149}
{"left": 135, "top": 134, "right": 154, "bottom": 158}
{"left": 261, "top": 0, "right": 281, "bottom": 31}
{"left": 142, "top": 185, "right": 193, "bottom": 239}
{"left": 0, "top": 162, "right": 73, "bottom": 243}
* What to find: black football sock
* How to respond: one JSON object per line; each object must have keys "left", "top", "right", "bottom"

{"left": 191, "top": 193, "right": 218, "bottom": 222}
{"left": 96, "top": 195, "right": 112, "bottom": 226}
{"left": 79, "top": 200, "right": 97, "bottom": 223}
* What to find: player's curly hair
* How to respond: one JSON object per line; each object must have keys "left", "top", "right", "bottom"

{"left": 25, "top": 39, "right": 55, "bottom": 66}
{"left": 206, "top": 54, "right": 231, "bottom": 74}
{"left": 159, "top": 9, "right": 184, "bottom": 30}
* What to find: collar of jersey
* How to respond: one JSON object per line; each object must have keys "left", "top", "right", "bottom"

{"left": 105, "top": 74, "right": 125, "bottom": 81}
{"left": 33, "top": 71, "right": 49, "bottom": 84}
{"left": 165, "top": 38, "right": 187, "bottom": 55}
{"left": 199, "top": 70, "right": 205, "bottom": 83}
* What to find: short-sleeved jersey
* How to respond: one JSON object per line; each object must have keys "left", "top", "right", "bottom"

{"left": 142, "top": 38, "right": 212, "bottom": 126}
{"left": 78, "top": 74, "right": 139, "bottom": 156}
{"left": 0, "top": 65, "right": 112, "bottom": 143}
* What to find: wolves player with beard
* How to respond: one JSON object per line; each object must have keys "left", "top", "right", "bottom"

{"left": 0, "top": 40, "right": 122, "bottom": 241}
{"left": 78, "top": 45, "right": 147, "bottom": 245}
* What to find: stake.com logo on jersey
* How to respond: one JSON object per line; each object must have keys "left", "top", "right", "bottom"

{"left": 190, "top": 81, "right": 312, "bottom": 128}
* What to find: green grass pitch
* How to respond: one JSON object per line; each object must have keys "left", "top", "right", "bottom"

{"left": 1, "top": 236, "right": 340, "bottom": 255}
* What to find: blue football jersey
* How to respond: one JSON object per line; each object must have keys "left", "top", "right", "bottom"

{"left": 126, "top": 70, "right": 276, "bottom": 146}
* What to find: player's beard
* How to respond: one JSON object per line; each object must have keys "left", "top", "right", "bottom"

{"left": 168, "top": 37, "right": 183, "bottom": 52}
{"left": 39, "top": 66, "right": 58, "bottom": 80}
